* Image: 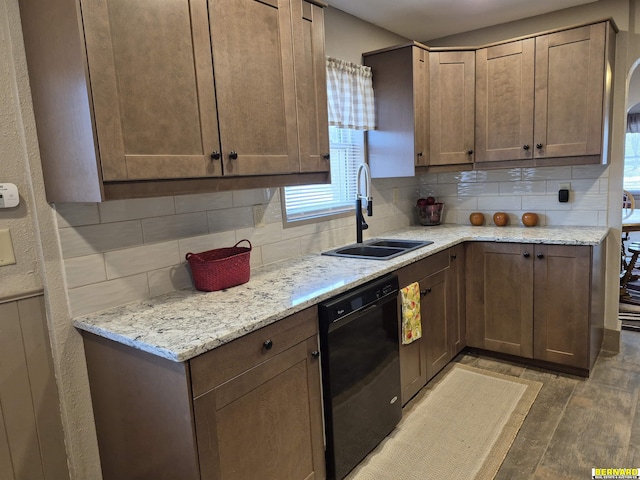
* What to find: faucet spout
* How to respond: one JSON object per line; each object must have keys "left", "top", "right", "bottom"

{"left": 356, "top": 164, "right": 373, "bottom": 243}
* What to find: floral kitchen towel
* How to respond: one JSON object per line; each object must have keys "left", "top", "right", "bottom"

{"left": 401, "top": 282, "right": 422, "bottom": 345}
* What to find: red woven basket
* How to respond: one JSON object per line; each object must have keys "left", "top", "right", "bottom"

{"left": 185, "top": 239, "right": 252, "bottom": 291}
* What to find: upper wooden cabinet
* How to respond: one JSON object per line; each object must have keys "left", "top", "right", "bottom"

{"left": 476, "top": 22, "right": 615, "bottom": 165}
{"left": 429, "top": 51, "right": 476, "bottom": 166}
{"left": 364, "top": 45, "right": 474, "bottom": 176}
{"left": 294, "top": 1, "right": 331, "bottom": 173}
{"left": 475, "top": 39, "right": 535, "bottom": 163}
{"left": 363, "top": 44, "right": 429, "bottom": 177}
{"left": 81, "top": 0, "right": 221, "bottom": 182}
{"left": 18, "top": 0, "right": 330, "bottom": 202}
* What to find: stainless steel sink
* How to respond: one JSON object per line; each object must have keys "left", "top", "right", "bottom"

{"left": 367, "top": 239, "right": 427, "bottom": 249}
{"left": 322, "top": 238, "right": 433, "bottom": 260}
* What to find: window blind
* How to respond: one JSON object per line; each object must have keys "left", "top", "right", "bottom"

{"left": 284, "top": 127, "right": 364, "bottom": 222}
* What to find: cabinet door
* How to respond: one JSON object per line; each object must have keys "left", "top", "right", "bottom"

{"left": 414, "top": 47, "right": 430, "bottom": 167}
{"left": 81, "top": 0, "right": 221, "bottom": 181}
{"left": 293, "top": 1, "right": 330, "bottom": 173}
{"left": 466, "top": 242, "right": 534, "bottom": 358}
{"left": 448, "top": 244, "right": 466, "bottom": 356}
{"left": 421, "top": 269, "right": 449, "bottom": 381}
{"left": 364, "top": 45, "right": 426, "bottom": 177}
{"left": 534, "top": 23, "right": 606, "bottom": 158}
{"left": 210, "top": 0, "right": 300, "bottom": 176}
{"left": 194, "top": 337, "right": 324, "bottom": 480}
{"left": 429, "top": 51, "right": 475, "bottom": 166}
{"left": 475, "top": 39, "right": 535, "bottom": 162}
{"left": 533, "top": 245, "right": 590, "bottom": 368}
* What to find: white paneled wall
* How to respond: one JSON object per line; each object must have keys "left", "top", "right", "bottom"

{"left": 57, "top": 164, "right": 608, "bottom": 317}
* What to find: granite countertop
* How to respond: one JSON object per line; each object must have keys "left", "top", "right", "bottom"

{"left": 73, "top": 224, "right": 609, "bottom": 362}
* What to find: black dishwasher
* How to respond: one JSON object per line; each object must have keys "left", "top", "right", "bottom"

{"left": 319, "top": 274, "right": 402, "bottom": 480}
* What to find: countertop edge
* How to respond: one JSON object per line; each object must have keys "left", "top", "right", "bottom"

{"left": 73, "top": 225, "right": 610, "bottom": 362}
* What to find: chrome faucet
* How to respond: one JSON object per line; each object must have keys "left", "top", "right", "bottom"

{"left": 356, "top": 163, "right": 373, "bottom": 243}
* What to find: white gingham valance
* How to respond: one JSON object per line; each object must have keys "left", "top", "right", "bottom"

{"left": 326, "top": 57, "right": 375, "bottom": 130}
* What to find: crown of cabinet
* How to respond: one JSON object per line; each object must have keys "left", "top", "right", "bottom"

{"left": 19, "top": 0, "right": 330, "bottom": 202}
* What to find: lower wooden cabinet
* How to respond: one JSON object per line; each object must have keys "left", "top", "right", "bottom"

{"left": 396, "top": 247, "right": 466, "bottom": 405}
{"left": 465, "top": 241, "right": 605, "bottom": 373}
{"left": 82, "top": 307, "right": 324, "bottom": 480}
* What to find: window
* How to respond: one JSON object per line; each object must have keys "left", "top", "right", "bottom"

{"left": 283, "top": 126, "right": 364, "bottom": 222}
{"left": 624, "top": 132, "right": 640, "bottom": 193}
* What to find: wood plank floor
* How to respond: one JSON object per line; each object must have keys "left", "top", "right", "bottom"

{"left": 455, "top": 330, "right": 640, "bottom": 480}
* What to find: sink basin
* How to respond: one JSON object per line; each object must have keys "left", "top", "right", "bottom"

{"left": 322, "top": 239, "right": 433, "bottom": 260}
{"left": 333, "top": 245, "right": 405, "bottom": 258}
{"left": 367, "top": 239, "right": 427, "bottom": 249}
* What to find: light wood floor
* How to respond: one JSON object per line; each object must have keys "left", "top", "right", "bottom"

{"left": 455, "top": 330, "right": 640, "bottom": 480}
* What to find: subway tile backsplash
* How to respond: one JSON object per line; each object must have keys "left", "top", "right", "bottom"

{"left": 56, "top": 165, "right": 609, "bottom": 316}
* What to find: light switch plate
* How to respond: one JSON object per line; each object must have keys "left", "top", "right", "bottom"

{"left": 0, "top": 229, "right": 16, "bottom": 266}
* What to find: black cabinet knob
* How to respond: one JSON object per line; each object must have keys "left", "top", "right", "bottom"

{"left": 523, "top": 252, "right": 530, "bottom": 258}
{"left": 210, "top": 151, "right": 221, "bottom": 160}
{"left": 523, "top": 145, "right": 530, "bottom": 150}
{"left": 420, "top": 288, "right": 432, "bottom": 296}
{"left": 263, "top": 339, "right": 273, "bottom": 350}
{"left": 451, "top": 254, "right": 457, "bottom": 260}
{"left": 322, "top": 153, "right": 330, "bottom": 160}
{"left": 467, "top": 149, "right": 474, "bottom": 155}
{"left": 417, "top": 152, "right": 423, "bottom": 157}
{"left": 229, "top": 151, "right": 238, "bottom": 160}
{"left": 537, "top": 253, "right": 544, "bottom": 259}
{"left": 536, "top": 143, "right": 543, "bottom": 149}
{"left": 311, "top": 350, "right": 320, "bottom": 359}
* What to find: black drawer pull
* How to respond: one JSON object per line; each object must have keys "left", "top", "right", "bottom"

{"left": 451, "top": 254, "right": 457, "bottom": 260}
{"left": 210, "top": 151, "right": 221, "bottom": 160}
{"left": 229, "top": 151, "right": 238, "bottom": 160}
{"left": 311, "top": 350, "right": 320, "bottom": 359}
{"left": 263, "top": 339, "right": 273, "bottom": 350}
{"left": 523, "top": 252, "right": 530, "bottom": 258}
{"left": 537, "top": 253, "right": 544, "bottom": 259}
{"left": 523, "top": 144, "right": 530, "bottom": 150}
{"left": 420, "top": 288, "right": 431, "bottom": 296}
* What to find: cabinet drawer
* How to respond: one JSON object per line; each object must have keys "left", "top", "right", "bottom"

{"left": 396, "top": 249, "right": 450, "bottom": 287}
{"left": 190, "top": 306, "right": 318, "bottom": 398}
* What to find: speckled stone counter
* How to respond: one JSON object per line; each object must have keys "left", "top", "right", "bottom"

{"left": 73, "top": 224, "right": 609, "bottom": 362}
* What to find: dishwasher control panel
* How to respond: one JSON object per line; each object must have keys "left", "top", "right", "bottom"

{"left": 320, "top": 274, "right": 399, "bottom": 323}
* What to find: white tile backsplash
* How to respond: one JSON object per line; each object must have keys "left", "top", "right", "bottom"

{"left": 68, "top": 273, "right": 150, "bottom": 317}
{"left": 148, "top": 264, "right": 192, "bottom": 297}
{"left": 98, "top": 197, "right": 175, "bottom": 223}
{"left": 522, "top": 166, "right": 572, "bottom": 180}
{"left": 55, "top": 202, "right": 100, "bottom": 227}
{"left": 64, "top": 254, "right": 107, "bottom": 289}
{"left": 59, "top": 221, "right": 144, "bottom": 258}
{"left": 105, "top": 241, "right": 181, "bottom": 279}
{"left": 174, "top": 191, "right": 233, "bottom": 213}
{"left": 141, "top": 212, "right": 209, "bottom": 243}
{"left": 56, "top": 163, "right": 609, "bottom": 317}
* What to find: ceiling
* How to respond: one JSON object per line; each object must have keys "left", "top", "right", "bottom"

{"left": 326, "top": 0, "right": 599, "bottom": 41}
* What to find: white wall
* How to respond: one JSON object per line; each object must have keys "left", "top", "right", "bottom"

{"left": 2, "top": 0, "right": 102, "bottom": 478}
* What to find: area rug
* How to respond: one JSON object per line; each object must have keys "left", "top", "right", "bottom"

{"left": 346, "top": 363, "right": 542, "bottom": 480}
